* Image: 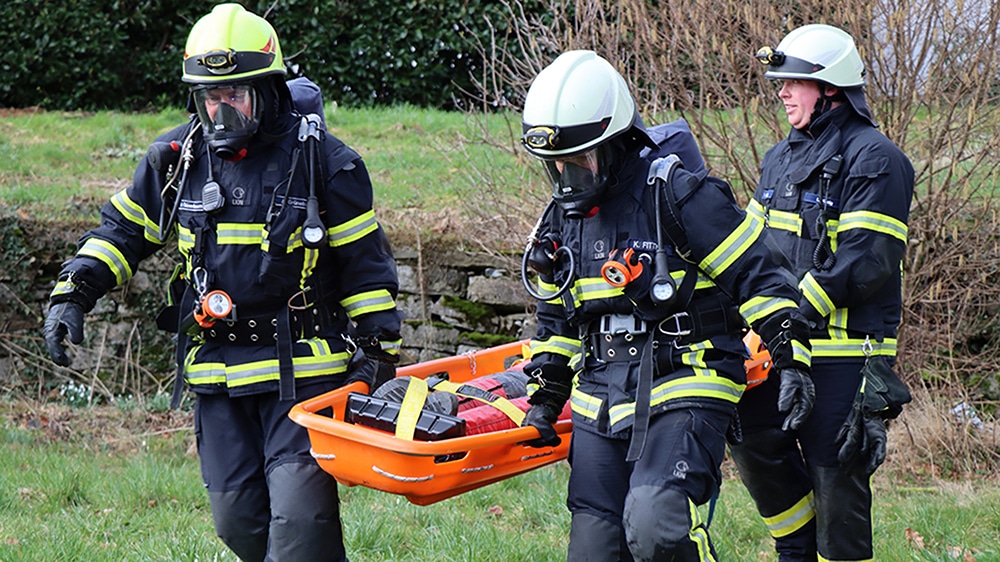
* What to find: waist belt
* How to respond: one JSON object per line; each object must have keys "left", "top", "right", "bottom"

{"left": 654, "top": 293, "right": 743, "bottom": 346}
{"left": 202, "top": 306, "right": 339, "bottom": 345}
{"left": 587, "top": 295, "right": 742, "bottom": 362}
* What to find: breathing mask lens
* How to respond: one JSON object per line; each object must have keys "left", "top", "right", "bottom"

{"left": 192, "top": 84, "right": 260, "bottom": 159}
{"left": 542, "top": 147, "right": 610, "bottom": 217}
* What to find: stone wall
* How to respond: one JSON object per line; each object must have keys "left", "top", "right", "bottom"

{"left": 0, "top": 216, "right": 537, "bottom": 391}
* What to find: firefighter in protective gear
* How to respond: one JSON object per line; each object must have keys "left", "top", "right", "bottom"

{"left": 42, "top": 5, "right": 401, "bottom": 561}
{"left": 732, "top": 24, "right": 914, "bottom": 562}
{"left": 518, "top": 50, "right": 813, "bottom": 561}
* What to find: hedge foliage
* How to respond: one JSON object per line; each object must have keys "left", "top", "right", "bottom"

{"left": 0, "top": 0, "right": 534, "bottom": 111}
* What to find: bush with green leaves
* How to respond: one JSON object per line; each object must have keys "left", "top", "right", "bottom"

{"left": 0, "top": 0, "right": 539, "bottom": 111}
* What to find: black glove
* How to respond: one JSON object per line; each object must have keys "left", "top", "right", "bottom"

{"left": 777, "top": 368, "right": 815, "bottom": 431}
{"left": 836, "top": 409, "right": 888, "bottom": 474}
{"left": 836, "top": 356, "right": 910, "bottom": 473}
{"left": 43, "top": 301, "right": 85, "bottom": 367}
{"left": 523, "top": 403, "right": 562, "bottom": 447}
{"left": 344, "top": 358, "right": 379, "bottom": 391}
{"left": 521, "top": 354, "right": 573, "bottom": 448}
{"left": 757, "top": 312, "right": 815, "bottom": 431}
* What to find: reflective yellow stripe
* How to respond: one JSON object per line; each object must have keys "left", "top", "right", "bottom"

{"left": 799, "top": 272, "right": 835, "bottom": 318}
{"left": 792, "top": 339, "right": 812, "bottom": 367}
{"left": 395, "top": 376, "right": 429, "bottom": 440}
{"left": 763, "top": 206, "right": 801, "bottom": 234}
{"left": 184, "top": 343, "right": 352, "bottom": 387}
{"left": 78, "top": 238, "right": 132, "bottom": 285}
{"left": 340, "top": 289, "right": 395, "bottom": 318}
{"left": 569, "top": 387, "right": 602, "bottom": 420}
{"left": 177, "top": 225, "right": 195, "bottom": 254}
{"left": 300, "top": 247, "right": 319, "bottom": 288}
{"left": 536, "top": 278, "right": 563, "bottom": 303}
{"left": 216, "top": 223, "right": 263, "bottom": 245}
{"left": 699, "top": 211, "right": 763, "bottom": 277}
{"left": 811, "top": 337, "right": 896, "bottom": 358}
{"left": 51, "top": 279, "right": 74, "bottom": 297}
{"left": 328, "top": 210, "right": 378, "bottom": 247}
{"left": 687, "top": 498, "right": 717, "bottom": 561}
{"left": 380, "top": 337, "right": 402, "bottom": 356}
{"left": 607, "top": 375, "right": 744, "bottom": 427}
{"left": 110, "top": 190, "right": 161, "bottom": 243}
{"left": 839, "top": 210, "right": 907, "bottom": 243}
{"left": 740, "top": 296, "right": 797, "bottom": 326}
{"left": 573, "top": 276, "right": 622, "bottom": 302}
{"left": 763, "top": 491, "right": 815, "bottom": 538}
{"left": 529, "top": 336, "right": 580, "bottom": 360}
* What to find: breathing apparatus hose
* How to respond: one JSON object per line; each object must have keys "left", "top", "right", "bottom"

{"left": 648, "top": 157, "right": 682, "bottom": 305}
{"left": 521, "top": 200, "right": 576, "bottom": 302}
{"left": 156, "top": 124, "right": 200, "bottom": 244}
{"left": 299, "top": 115, "right": 326, "bottom": 249}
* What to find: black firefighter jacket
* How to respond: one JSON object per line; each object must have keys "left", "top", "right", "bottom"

{"left": 51, "top": 113, "right": 402, "bottom": 397}
{"left": 747, "top": 105, "right": 914, "bottom": 361}
{"left": 529, "top": 149, "right": 806, "bottom": 439}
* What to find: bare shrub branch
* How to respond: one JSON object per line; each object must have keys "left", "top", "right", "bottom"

{"left": 466, "top": 0, "right": 1000, "bottom": 469}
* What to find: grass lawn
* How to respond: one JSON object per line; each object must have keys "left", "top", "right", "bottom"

{"left": 2, "top": 106, "right": 999, "bottom": 561}
{"left": 2, "top": 400, "right": 999, "bottom": 561}
{"left": 0, "top": 105, "right": 530, "bottom": 219}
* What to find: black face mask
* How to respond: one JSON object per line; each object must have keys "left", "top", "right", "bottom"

{"left": 542, "top": 144, "right": 615, "bottom": 219}
{"left": 192, "top": 84, "right": 261, "bottom": 161}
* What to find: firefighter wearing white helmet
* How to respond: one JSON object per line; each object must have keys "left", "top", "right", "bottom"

{"left": 732, "top": 24, "right": 914, "bottom": 562}
{"left": 518, "top": 50, "right": 813, "bottom": 561}
{"left": 42, "top": 4, "right": 401, "bottom": 561}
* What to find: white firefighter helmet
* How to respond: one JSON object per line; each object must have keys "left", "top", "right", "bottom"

{"left": 757, "top": 24, "right": 865, "bottom": 88}
{"left": 520, "top": 51, "right": 654, "bottom": 217}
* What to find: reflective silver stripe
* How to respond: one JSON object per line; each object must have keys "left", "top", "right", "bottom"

{"left": 763, "top": 491, "right": 815, "bottom": 538}
{"left": 78, "top": 238, "right": 132, "bottom": 285}
{"left": 328, "top": 210, "right": 378, "bottom": 247}
{"left": 216, "top": 223, "right": 264, "bottom": 245}
{"left": 340, "top": 289, "right": 395, "bottom": 318}
{"left": 110, "top": 190, "right": 161, "bottom": 243}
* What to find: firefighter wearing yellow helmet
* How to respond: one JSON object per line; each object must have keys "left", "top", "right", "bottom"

{"left": 43, "top": 5, "right": 401, "bottom": 561}
{"left": 733, "top": 24, "right": 914, "bottom": 561}
{"left": 517, "top": 50, "right": 813, "bottom": 561}
{"left": 182, "top": 3, "right": 286, "bottom": 160}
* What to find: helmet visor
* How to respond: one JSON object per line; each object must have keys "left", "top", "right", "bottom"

{"left": 192, "top": 84, "right": 259, "bottom": 139}
{"left": 541, "top": 146, "right": 611, "bottom": 209}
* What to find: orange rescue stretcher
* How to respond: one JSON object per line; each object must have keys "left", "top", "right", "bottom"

{"left": 288, "top": 340, "right": 572, "bottom": 505}
{"left": 289, "top": 333, "right": 771, "bottom": 506}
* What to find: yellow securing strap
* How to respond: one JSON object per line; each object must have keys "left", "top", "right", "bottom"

{"left": 395, "top": 376, "right": 429, "bottom": 440}
{"left": 431, "top": 379, "right": 527, "bottom": 426}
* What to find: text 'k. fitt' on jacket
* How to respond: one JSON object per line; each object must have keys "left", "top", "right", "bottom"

{"left": 747, "top": 105, "right": 914, "bottom": 360}
{"left": 528, "top": 126, "right": 805, "bottom": 438}
{"left": 50, "top": 111, "right": 402, "bottom": 398}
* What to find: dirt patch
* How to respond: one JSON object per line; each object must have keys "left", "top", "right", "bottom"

{"left": 3, "top": 398, "right": 194, "bottom": 455}
{"left": 0, "top": 107, "right": 44, "bottom": 118}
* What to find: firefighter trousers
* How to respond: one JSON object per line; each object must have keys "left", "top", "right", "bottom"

{"left": 195, "top": 381, "right": 348, "bottom": 562}
{"left": 566, "top": 407, "right": 731, "bottom": 561}
{"left": 732, "top": 359, "right": 874, "bottom": 561}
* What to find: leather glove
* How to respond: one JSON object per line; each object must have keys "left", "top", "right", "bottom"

{"left": 523, "top": 403, "right": 562, "bottom": 447}
{"left": 756, "top": 312, "right": 815, "bottom": 431}
{"left": 836, "top": 356, "right": 910, "bottom": 473}
{"left": 43, "top": 301, "right": 85, "bottom": 367}
{"left": 344, "top": 357, "right": 379, "bottom": 392}
{"left": 836, "top": 408, "right": 888, "bottom": 474}
{"left": 521, "top": 354, "right": 573, "bottom": 448}
{"left": 777, "top": 368, "right": 815, "bottom": 431}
